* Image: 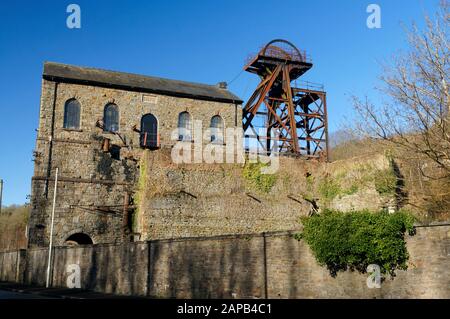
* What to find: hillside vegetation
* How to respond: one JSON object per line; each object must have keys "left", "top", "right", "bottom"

{"left": 330, "top": 137, "right": 450, "bottom": 222}
{"left": 0, "top": 204, "right": 30, "bottom": 251}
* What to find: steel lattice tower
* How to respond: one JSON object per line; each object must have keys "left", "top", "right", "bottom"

{"left": 243, "top": 39, "right": 329, "bottom": 159}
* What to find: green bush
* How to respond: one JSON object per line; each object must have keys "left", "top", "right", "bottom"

{"left": 295, "top": 209, "right": 415, "bottom": 277}
{"left": 243, "top": 161, "right": 277, "bottom": 193}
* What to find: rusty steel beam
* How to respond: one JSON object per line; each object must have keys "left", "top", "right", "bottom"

{"left": 242, "top": 39, "right": 328, "bottom": 159}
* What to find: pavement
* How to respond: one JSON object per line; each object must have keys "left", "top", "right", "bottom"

{"left": 0, "top": 282, "right": 145, "bottom": 299}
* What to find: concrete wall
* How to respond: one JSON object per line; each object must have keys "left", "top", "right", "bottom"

{"left": 1, "top": 224, "right": 449, "bottom": 298}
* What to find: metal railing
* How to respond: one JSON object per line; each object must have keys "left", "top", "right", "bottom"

{"left": 294, "top": 80, "right": 324, "bottom": 91}
{"left": 140, "top": 132, "right": 160, "bottom": 149}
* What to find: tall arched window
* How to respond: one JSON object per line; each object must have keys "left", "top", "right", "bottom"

{"left": 103, "top": 103, "right": 119, "bottom": 132}
{"left": 210, "top": 115, "right": 224, "bottom": 143}
{"left": 140, "top": 113, "right": 159, "bottom": 149}
{"left": 178, "top": 112, "right": 192, "bottom": 141}
{"left": 63, "top": 99, "right": 80, "bottom": 129}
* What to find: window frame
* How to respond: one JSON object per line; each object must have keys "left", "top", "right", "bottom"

{"left": 177, "top": 111, "right": 192, "bottom": 142}
{"left": 103, "top": 103, "right": 120, "bottom": 133}
{"left": 210, "top": 115, "right": 224, "bottom": 144}
{"left": 140, "top": 113, "right": 159, "bottom": 149}
{"left": 63, "top": 98, "right": 81, "bottom": 130}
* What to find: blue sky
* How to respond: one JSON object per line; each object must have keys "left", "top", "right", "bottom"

{"left": 0, "top": 0, "right": 439, "bottom": 205}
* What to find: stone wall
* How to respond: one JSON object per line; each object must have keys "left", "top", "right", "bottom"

{"left": 2, "top": 224, "right": 449, "bottom": 298}
{"left": 51, "top": 242, "right": 148, "bottom": 295}
{"left": 136, "top": 150, "right": 395, "bottom": 240}
{"left": 148, "top": 235, "right": 266, "bottom": 298}
{"left": 29, "top": 68, "right": 393, "bottom": 249}
{"left": 29, "top": 77, "right": 241, "bottom": 247}
{"left": 137, "top": 150, "right": 313, "bottom": 240}
{"left": 0, "top": 250, "right": 23, "bottom": 283}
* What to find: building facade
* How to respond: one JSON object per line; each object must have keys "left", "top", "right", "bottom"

{"left": 28, "top": 62, "right": 242, "bottom": 247}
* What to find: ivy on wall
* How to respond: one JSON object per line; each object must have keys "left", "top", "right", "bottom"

{"left": 295, "top": 209, "right": 416, "bottom": 277}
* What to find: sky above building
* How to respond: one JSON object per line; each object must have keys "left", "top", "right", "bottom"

{"left": 0, "top": 0, "right": 440, "bottom": 205}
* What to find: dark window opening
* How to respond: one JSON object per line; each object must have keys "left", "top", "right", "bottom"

{"left": 140, "top": 113, "right": 159, "bottom": 149}
{"left": 63, "top": 99, "right": 81, "bottom": 129}
{"left": 110, "top": 144, "right": 121, "bottom": 160}
{"left": 65, "top": 233, "right": 93, "bottom": 246}
{"left": 104, "top": 103, "right": 119, "bottom": 132}
{"left": 178, "top": 111, "right": 192, "bottom": 141}
{"left": 210, "top": 115, "right": 224, "bottom": 143}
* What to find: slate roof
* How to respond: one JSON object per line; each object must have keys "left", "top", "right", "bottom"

{"left": 43, "top": 62, "right": 243, "bottom": 104}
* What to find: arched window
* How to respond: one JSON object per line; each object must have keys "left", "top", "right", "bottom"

{"left": 103, "top": 103, "right": 119, "bottom": 132}
{"left": 210, "top": 115, "right": 224, "bottom": 143}
{"left": 63, "top": 99, "right": 80, "bottom": 129}
{"left": 178, "top": 112, "right": 192, "bottom": 141}
{"left": 140, "top": 113, "right": 159, "bottom": 149}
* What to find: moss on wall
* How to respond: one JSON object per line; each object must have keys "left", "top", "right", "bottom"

{"left": 132, "top": 150, "right": 148, "bottom": 234}
{"left": 242, "top": 161, "right": 277, "bottom": 193}
{"left": 133, "top": 148, "right": 399, "bottom": 240}
{"left": 374, "top": 164, "right": 397, "bottom": 196}
{"left": 318, "top": 176, "right": 342, "bottom": 204}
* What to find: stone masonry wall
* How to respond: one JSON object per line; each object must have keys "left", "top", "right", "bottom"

{"left": 29, "top": 72, "right": 391, "bottom": 248}
{"left": 137, "top": 150, "right": 394, "bottom": 240}
{"left": 1, "top": 224, "right": 449, "bottom": 298}
{"left": 29, "top": 78, "right": 240, "bottom": 247}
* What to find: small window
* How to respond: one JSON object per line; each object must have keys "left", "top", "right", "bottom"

{"left": 63, "top": 99, "right": 80, "bottom": 129}
{"left": 104, "top": 103, "right": 119, "bottom": 132}
{"left": 210, "top": 115, "right": 224, "bottom": 143}
{"left": 178, "top": 112, "right": 192, "bottom": 141}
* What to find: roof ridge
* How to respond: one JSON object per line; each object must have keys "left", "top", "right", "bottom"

{"left": 44, "top": 61, "right": 222, "bottom": 90}
{"left": 43, "top": 61, "right": 243, "bottom": 104}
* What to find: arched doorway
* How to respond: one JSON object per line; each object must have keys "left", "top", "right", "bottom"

{"left": 140, "top": 113, "right": 159, "bottom": 149}
{"left": 65, "top": 233, "right": 93, "bottom": 246}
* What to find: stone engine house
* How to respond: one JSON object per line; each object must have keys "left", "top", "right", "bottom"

{"left": 28, "top": 62, "right": 243, "bottom": 247}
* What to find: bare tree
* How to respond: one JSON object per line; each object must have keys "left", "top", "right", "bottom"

{"left": 352, "top": 2, "right": 449, "bottom": 180}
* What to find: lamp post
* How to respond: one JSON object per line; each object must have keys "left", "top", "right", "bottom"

{"left": 46, "top": 168, "right": 58, "bottom": 288}
{"left": 0, "top": 179, "right": 3, "bottom": 215}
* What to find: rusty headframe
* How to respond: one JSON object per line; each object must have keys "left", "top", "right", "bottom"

{"left": 243, "top": 39, "right": 329, "bottom": 160}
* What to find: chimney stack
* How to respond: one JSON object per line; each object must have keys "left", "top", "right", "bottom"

{"left": 217, "top": 82, "right": 227, "bottom": 89}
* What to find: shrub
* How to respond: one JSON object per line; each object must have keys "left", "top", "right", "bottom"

{"left": 295, "top": 209, "right": 416, "bottom": 277}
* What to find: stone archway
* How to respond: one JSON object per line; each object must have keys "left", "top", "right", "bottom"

{"left": 65, "top": 233, "right": 93, "bottom": 246}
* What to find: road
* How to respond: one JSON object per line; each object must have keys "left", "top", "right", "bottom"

{"left": 0, "top": 289, "right": 55, "bottom": 299}
{"left": 0, "top": 282, "right": 147, "bottom": 299}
